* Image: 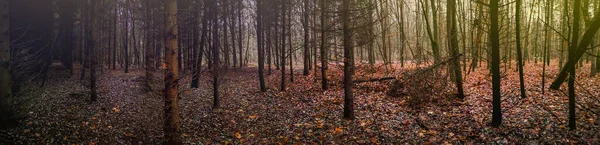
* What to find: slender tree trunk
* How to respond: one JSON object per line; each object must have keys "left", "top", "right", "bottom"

{"left": 447, "top": 0, "right": 464, "bottom": 99}
{"left": 515, "top": 0, "right": 526, "bottom": 98}
{"left": 303, "top": 0, "right": 310, "bottom": 75}
{"left": 145, "top": 0, "right": 155, "bottom": 91}
{"left": 238, "top": 0, "right": 243, "bottom": 68}
{"left": 231, "top": 2, "right": 237, "bottom": 69}
{"left": 367, "top": 0, "right": 374, "bottom": 67}
{"left": 132, "top": 10, "right": 139, "bottom": 68}
{"left": 490, "top": 0, "right": 502, "bottom": 128}
{"left": 342, "top": 0, "right": 354, "bottom": 120}
{"left": 567, "top": 0, "right": 582, "bottom": 131}
{"left": 320, "top": 0, "right": 328, "bottom": 90}
{"left": 89, "top": 0, "right": 97, "bottom": 102}
{"left": 192, "top": 1, "right": 209, "bottom": 88}
{"left": 124, "top": 8, "right": 130, "bottom": 74}
{"left": 163, "top": 0, "right": 183, "bottom": 144}
{"left": 112, "top": 1, "right": 117, "bottom": 70}
{"left": 0, "top": 0, "right": 13, "bottom": 128}
{"left": 212, "top": 0, "right": 221, "bottom": 109}
{"left": 257, "top": 0, "right": 266, "bottom": 92}
{"left": 288, "top": 7, "right": 293, "bottom": 83}
{"left": 280, "top": 0, "right": 286, "bottom": 91}
{"left": 267, "top": 24, "right": 272, "bottom": 75}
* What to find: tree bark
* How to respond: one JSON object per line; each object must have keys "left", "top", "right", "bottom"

{"left": 257, "top": 0, "right": 266, "bottom": 92}
{"left": 515, "top": 0, "right": 526, "bottom": 98}
{"left": 303, "top": 0, "right": 310, "bottom": 75}
{"left": 490, "top": 0, "right": 502, "bottom": 128}
{"left": 320, "top": 0, "right": 328, "bottom": 91}
{"left": 447, "top": 0, "right": 465, "bottom": 99}
{"left": 211, "top": 0, "right": 220, "bottom": 109}
{"left": 280, "top": 0, "right": 286, "bottom": 91}
{"left": 163, "top": 0, "right": 183, "bottom": 144}
{"left": 342, "top": 0, "right": 354, "bottom": 120}
{"left": 144, "top": 0, "right": 155, "bottom": 92}
{"left": 0, "top": 0, "right": 13, "bottom": 128}
{"left": 89, "top": 0, "right": 97, "bottom": 102}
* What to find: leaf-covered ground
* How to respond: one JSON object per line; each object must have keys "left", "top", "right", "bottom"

{"left": 1, "top": 61, "right": 599, "bottom": 144}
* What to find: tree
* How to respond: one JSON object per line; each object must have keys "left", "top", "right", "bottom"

{"left": 145, "top": 0, "right": 155, "bottom": 91}
{"left": 237, "top": 0, "right": 243, "bottom": 68}
{"left": 280, "top": 0, "right": 286, "bottom": 91}
{"left": 567, "top": 0, "right": 582, "bottom": 131}
{"left": 211, "top": 0, "right": 221, "bottom": 109}
{"left": 320, "top": 0, "right": 328, "bottom": 91}
{"left": 163, "top": 0, "right": 183, "bottom": 144}
{"left": 192, "top": 0, "right": 210, "bottom": 89}
{"left": 303, "top": 0, "right": 310, "bottom": 76}
{"left": 550, "top": 0, "right": 600, "bottom": 90}
{"left": 490, "top": 0, "right": 502, "bottom": 128}
{"left": 420, "top": 0, "right": 440, "bottom": 64}
{"left": 515, "top": 0, "right": 526, "bottom": 98}
{"left": 123, "top": 5, "right": 130, "bottom": 74}
{"left": 257, "top": 0, "right": 266, "bottom": 92}
{"left": 112, "top": 1, "right": 117, "bottom": 70}
{"left": 59, "top": 0, "right": 75, "bottom": 76}
{"left": 342, "top": 0, "right": 354, "bottom": 120}
{"left": 447, "top": 0, "right": 465, "bottom": 99}
{"left": 0, "top": 0, "right": 12, "bottom": 128}
{"left": 88, "top": 0, "right": 97, "bottom": 102}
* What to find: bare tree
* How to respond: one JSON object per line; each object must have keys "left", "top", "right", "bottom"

{"left": 490, "top": 0, "right": 502, "bottom": 128}
{"left": 163, "top": 0, "right": 183, "bottom": 143}
{"left": 342, "top": 0, "right": 354, "bottom": 120}
{"left": 0, "top": 0, "right": 12, "bottom": 128}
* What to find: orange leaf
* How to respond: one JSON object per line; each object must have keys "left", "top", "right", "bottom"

{"left": 334, "top": 127, "right": 343, "bottom": 134}
{"left": 371, "top": 137, "right": 381, "bottom": 145}
{"left": 249, "top": 115, "right": 257, "bottom": 120}
{"left": 235, "top": 132, "right": 242, "bottom": 139}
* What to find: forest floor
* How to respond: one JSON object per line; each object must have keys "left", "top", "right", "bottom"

{"left": 1, "top": 61, "right": 600, "bottom": 144}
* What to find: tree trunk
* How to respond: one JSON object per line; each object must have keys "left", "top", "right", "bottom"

{"left": 320, "top": 0, "right": 328, "bottom": 91}
{"left": 211, "top": 0, "right": 220, "bottom": 109}
{"left": 112, "top": 1, "right": 117, "bottom": 70}
{"left": 447, "top": 0, "right": 465, "bottom": 99}
{"left": 238, "top": 0, "right": 243, "bottom": 68}
{"left": 0, "top": 0, "right": 13, "bottom": 128}
{"left": 192, "top": 0, "right": 209, "bottom": 89}
{"left": 257, "top": 0, "right": 266, "bottom": 92}
{"left": 515, "top": 0, "right": 526, "bottom": 98}
{"left": 342, "top": 0, "right": 354, "bottom": 120}
{"left": 490, "top": 0, "right": 502, "bottom": 128}
{"left": 163, "top": 0, "right": 183, "bottom": 144}
{"left": 420, "top": 0, "right": 440, "bottom": 64}
{"left": 124, "top": 7, "right": 130, "bottom": 74}
{"left": 145, "top": 0, "right": 155, "bottom": 91}
{"left": 89, "top": 0, "right": 97, "bottom": 102}
{"left": 567, "top": 0, "right": 582, "bottom": 131}
{"left": 303, "top": 0, "right": 310, "bottom": 75}
{"left": 280, "top": 0, "right": 286, "bottom": 91}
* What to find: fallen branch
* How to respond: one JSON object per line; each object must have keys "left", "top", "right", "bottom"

{"left": 353, "top": 54, "right": 462, "bottom": 84}
{"left": 353, "top": 76, "right": 397, "bottom": 83}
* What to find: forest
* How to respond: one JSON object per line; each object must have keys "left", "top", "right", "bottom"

{"left": 1, "top": 0, "right": 600, "bottom": 144}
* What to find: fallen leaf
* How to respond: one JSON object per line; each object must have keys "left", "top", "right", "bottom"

{"left": 249, "top": 115, "right": 258, "bottom": 120}
{"left": 235, "top": 132, "right": 242, "bottom": 139}
{"left": 334, "top": 127, "right": 343, "bottom": 134}
{"left": 112, "top": 107, "right": 120, "bottom": 113}
{"left": 371, "top": 137, "right": 381, "bottom": 145}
